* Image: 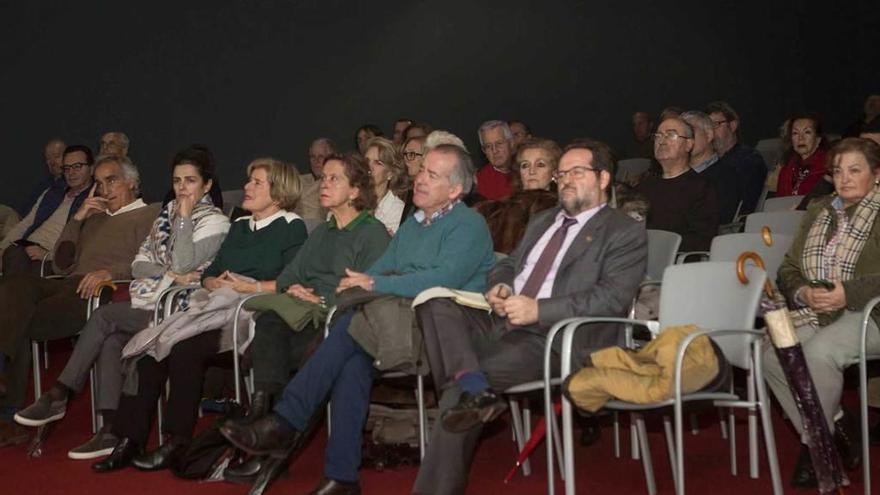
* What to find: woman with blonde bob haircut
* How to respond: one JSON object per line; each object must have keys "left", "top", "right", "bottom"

{"left": 364, "top": 137, "right": 412, "bottom": 234}
{"left": 246, "top": 158, "right": 303, "bottom": 212}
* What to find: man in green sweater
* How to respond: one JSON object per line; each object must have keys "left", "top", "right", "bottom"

{"left": 0, "top": 155, "right": 158, "bottom": 446}
{"left": 221, "top": 143, "right": 497, "bottom": 495}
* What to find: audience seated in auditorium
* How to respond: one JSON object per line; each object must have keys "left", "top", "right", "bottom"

{"left": 392, "top": 118, "right": 414, "bottom": 145}
{"left": 508, "top": 120, "right": 532, "bottom": 149}
{"left": 844, "top": 93, "right": 880, "bottom": 137}
{"left": 682, "top": 111, "right": 741, "bottom": 224}
{"left": 413, "top": 138, "right": 647, "bottom": 494}
{"left": 1, "top": 145, "right": 94, "bottom": 276}
{"left": 402, "top": 121, "right": 433, "bottom": 142}
{"left": 92, "top": 158, "right": 307, "bottom": 472}
{"left": 91, "top": 158, "right": 306, "bottom": 473}
{"left": 355, "top": 124, "right": 383, "bottom": 155}
{"left": 706, "top": 101, "right": 767, "bottom": 215}
{"left": 623, "top": 111, "right": 655, "bottom": 159}
{"left": 763, "top": 137, "right": 880, "bottom": 489}
{"left": 296, "top": 138, "right": 337, "bottom": 221}
{"left": 0, "top": 155, "right": 158, "bottom": 446}
{"left": 476, "top": 120, "right": 516, "bottom": 200}
{"left": 219, "top": 143, "right": 496, "bottom": 495}
{"left": 475, "top": 137, "right": 560, "bottom": 253}
{"left": 13, "top": 146, "right": 230, "bottom": 459}
{"left": 365, "top": 137, "right": 412, "bottom": 234}
{"left": 776, "top": 113, "right": 828, "bottom": 197}
{"left": 18, "top": 138, "right": 67, "bottom": 216}
{"left": 99, "top": 131, "right": 130, "bottom": 157}
{"left": 226, "top": 152, "right": 390, "bottom": 483}
{"left": 635, "top": 117, "right": 718, "bottom": 251}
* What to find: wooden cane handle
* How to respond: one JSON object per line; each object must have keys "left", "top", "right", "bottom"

{"left": 761, "top": 226, "right": 773, "bottom": 246}
{"left": 92, "top": 280, "right": 118, "bottom": 297}
{"left": 736, "top": 251, "right": 774, "bottom": 297}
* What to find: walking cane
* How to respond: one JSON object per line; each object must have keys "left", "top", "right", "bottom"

{"left": 737, "top": 251, "right": 846, "bottom": 494}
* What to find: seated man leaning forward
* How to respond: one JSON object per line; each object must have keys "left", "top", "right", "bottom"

{"left": 0, "top": 155, "right": 158, "bottom": 445}
{"left": 220, "top": 143, "right": 496, "bottom": 495}
{"left": 413, "top": 139, "right": 648, "bottom": 495}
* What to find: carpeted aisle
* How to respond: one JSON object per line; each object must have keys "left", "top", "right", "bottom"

{"left": 0, "top": 344, "right": 877, "bottom": 494}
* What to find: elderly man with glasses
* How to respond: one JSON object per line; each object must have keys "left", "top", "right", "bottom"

{"left": 475, "top": 120, "right": 517, "bottom": 200}
{"left": 705, "top": 101, "right": 767, "bottom": 216}
{"left": 635, "top": 117, "right": 718, "bottom": 251}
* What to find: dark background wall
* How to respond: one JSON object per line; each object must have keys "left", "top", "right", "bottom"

{"left": 1, "top": 0, "right": 877, "bottom": 205}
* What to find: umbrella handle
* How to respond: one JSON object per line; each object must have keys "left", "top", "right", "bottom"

{"left": 761, "top": 226, "right": 773, "bottom": 246}
{"left": 736, "top": 251, "right": 774, "bottom": 298}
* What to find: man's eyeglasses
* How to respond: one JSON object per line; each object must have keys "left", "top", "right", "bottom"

{"left": 403, "top": 151, "right": 424, "bottom": 161}
{"left": 710, "top": 119, "right": 729, "bottom": 129}
{"left": 553, "top": 166, "right": 599, "bottom": 181}
{"left": 62, "top": 162, "right": 89, "bottom": 173}
{"left": 652, "top": 131, "right": 692, "bottom": 142}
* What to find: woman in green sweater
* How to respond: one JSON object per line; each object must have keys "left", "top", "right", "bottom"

{"left": 225, "top": 152, "right": 390, "bottom": 482}
{"left": 94, "top": 158, "right": 308, "bottom": 473}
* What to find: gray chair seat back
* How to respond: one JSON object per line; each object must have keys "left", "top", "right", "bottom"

{"left": 616, "top": 158, "right": 652, "bottom": 183}
{"left": 761, "top": 195, "right": 804, "bottom": 212}
{"left": 221, "top": 189, "right": 244, "bottom": 216}
{"left": 658, "top": 262, "right": 766, "bottom": 369}
{"left": 709, "top": 232, "right": 793, "bottom": 282}
{"left": 744, "top": 210, "right": 806, "bottom": 236}
{"left": 646, "top": 229, "right": 681, "bottom": 281}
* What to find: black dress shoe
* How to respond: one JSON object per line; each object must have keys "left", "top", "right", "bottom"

{"left": 220, "top": 412, "right": 302, "bottom": 457}
{"left": 307, "top": 477, "right": 361, "bottom": 495}
{"left": 578, "top": 415, "right": 602, "bottom": 447}
{"left": 91, "top": 437, "right": 142, "bottom": 473}
{"left": 132, "top": 436, "right": 189, "bottom": 471}
{"left": 441, "top": 389, "right": 508, "bottom": 433}
{"left": 790, "top": 444, "right": 817, "bottom": 489}
{"left": 244, "top": 390, "right": 271, "bottom": 424}
{"left": 833, "top": 409, "right": 861, "bottom": 471}
{"left": 223, "top": 454, "right": 267, "bottom": 484}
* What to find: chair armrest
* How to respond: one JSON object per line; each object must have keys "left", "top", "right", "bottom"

{"left": 676, "top": 251, "right": 710, "bottom": 263}
{"left": 153, "top": 284, "right": 202, "bottom": 325}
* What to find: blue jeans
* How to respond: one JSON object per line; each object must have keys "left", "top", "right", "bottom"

{"left": 273, "top": 311, "right": 374, "bottom": 482}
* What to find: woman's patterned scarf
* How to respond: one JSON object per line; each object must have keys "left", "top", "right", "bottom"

{"left": 129, "top": 196, "right": 226, "bottom": 310}
{"left": 790, "top": 186, "right": 880, "bottom": 327}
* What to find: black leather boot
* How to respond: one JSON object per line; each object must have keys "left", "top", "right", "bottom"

{"left": 92, "top": 437, "right": 142, "bottom": 473}
{"left": 132, "top": 436, "right": 189, "bottom": 471}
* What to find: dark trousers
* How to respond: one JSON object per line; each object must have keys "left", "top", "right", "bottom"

{"left": 0, "top": 274, "right": 86, "bottom": 407}
{"left": 413, "top": 298, "right": 559, "bottom": 495}
{"left": 251, "top": 311, "right": 321, "bottom": 399}
{"left": 114, "top": 330, "right": 222, "bottom": 445}
{"left": 2, "top": 245, "right": 44, "bottom": 277}
{"left": 273, "top": 311, "right": 374, "bottom": 483}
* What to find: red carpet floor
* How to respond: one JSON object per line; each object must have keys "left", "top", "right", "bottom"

{"left": 1, "top": 345, "right": 878, "bottom": 495}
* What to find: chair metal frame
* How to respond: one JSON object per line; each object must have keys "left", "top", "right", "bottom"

{"left": 858, "top": 296, "right": 880, "bottom": 495}
{"left": 543, "top": 263, "right": 783, "bottom": 495}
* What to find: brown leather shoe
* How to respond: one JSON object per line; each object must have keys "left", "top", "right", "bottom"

{"left": 308, "top": 478, "right": 361, "bottom": 495}
{"left": 0, "top": 420, "right": 29, "bottom": 447}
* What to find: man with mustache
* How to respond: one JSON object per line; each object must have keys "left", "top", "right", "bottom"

{"left": 412, "top": 139, "right": 647, "bottom": 494}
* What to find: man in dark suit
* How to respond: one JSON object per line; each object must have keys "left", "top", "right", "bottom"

{"left": 412, "top": 138, "right": 648, "bottom": 495}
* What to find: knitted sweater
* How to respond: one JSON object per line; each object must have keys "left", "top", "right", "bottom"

{"left": 53, "top": 202, "right": 161, "bottom": 278}
{"left": 203, "top": 211, "right": 307, "bottom": 282}
{"left": 367, "top": 202, "right": 496, "bottom": 297}
{"left": 276, "top": 211, "right": 389, "bottom": 306}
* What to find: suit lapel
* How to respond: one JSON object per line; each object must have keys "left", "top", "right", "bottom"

{"left": 556, "top": 206, "right": 612, "bottom": 272}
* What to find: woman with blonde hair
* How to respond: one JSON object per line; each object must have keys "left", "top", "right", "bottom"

{"left": 365, "top": 136, "right": 412, "bottom": 234}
